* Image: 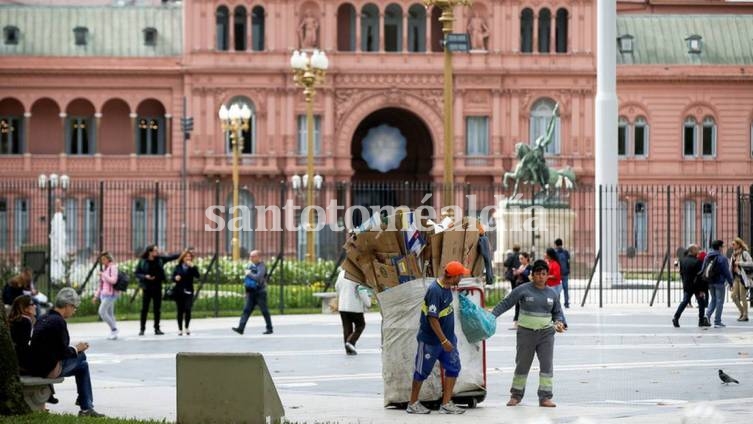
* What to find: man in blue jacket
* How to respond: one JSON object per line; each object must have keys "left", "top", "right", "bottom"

{"left": 703, "top": 240, "right": 734, "bottom": 328}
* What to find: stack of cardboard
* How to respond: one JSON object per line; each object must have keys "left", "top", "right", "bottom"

{"left": 341, "top": 212, "right": 483, "bottom": 292}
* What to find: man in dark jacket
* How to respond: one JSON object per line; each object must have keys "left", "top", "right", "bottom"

{"left": 503, "top": 244, "right": 522, "bottom": 285}
{"left": 554, "top": 239, "right": 571, "bottom": 308}
{"left": 232, "top": 250, "right": 273, "bottom": 335}
{"left": 29, "top": 288, "right": 104, "bottom": 417}
{"left": 673, "top": 244, "right": 709, "bottom": 328}
{"left": 135, "top": 244, "right": 180, "bottom": 336}
{"left": 704, "top": 240, "right": 734, "bottom": 328}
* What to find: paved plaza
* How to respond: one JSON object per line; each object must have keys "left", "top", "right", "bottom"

{"left": 45, "top": 304, "right": 753, "bottom": 423}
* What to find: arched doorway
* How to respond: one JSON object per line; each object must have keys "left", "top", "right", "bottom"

{"left": 350, "top": 107, "right": 433, "bottom": 219}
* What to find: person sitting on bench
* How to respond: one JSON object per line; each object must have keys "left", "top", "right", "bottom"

{"left": 29, "top": 288, "right": 105, "bottom": 417}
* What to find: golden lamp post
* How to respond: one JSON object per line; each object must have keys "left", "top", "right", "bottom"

{"left": 423, "top": 0, "right": 470, "bottom": 207}
{"left": 290, "top": 49, "right": 329, "bottom": 262}
{"left": 218, "top": 102, "right": 252, "bottom": 261}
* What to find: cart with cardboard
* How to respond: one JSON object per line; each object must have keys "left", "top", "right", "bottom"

{"left": 341, "top": 213, "right": 490, "bottom": 410}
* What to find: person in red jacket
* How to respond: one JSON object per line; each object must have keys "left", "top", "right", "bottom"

{"left": 545, "top": 248, "right": 567, "bottom": 327}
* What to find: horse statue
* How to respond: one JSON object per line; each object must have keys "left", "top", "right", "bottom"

{"left": 503, "top": 103, "right": 576, "bottom": 201}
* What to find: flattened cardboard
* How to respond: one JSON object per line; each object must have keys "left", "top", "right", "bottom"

{"left": 430, "top": 233, "right": 443, "bottom": 278}
{"left": 440, "top": 228, "right": 466, "bottom": 273}
{"left": 341, "top": 258, "right": 366, "bottom": 284}
{"left": 373, "top": 260, "right": 399, "bottom": 288}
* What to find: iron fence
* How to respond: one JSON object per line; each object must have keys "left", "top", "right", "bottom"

{"left": 1, "top": 179, "right": 752, "bottom": 313}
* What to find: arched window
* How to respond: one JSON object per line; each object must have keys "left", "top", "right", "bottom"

{"left": 224, "top": 97, "right": 256, "bottom": 154}
{"left": 538, "top": 8, "right": 551, "bottom": 53}
{"left": 14, "top": 198, "right": 28, "bottom": 249}
{"left": 430, "top": 6, "right": 443, "bottom": 52}
{"left": 634, "top": 201, "right": 647, "bottom": 252}
{"left": 701, "top": 201, "right": 715, "bottom": 250}
{"left": 251, "top": 6, "right": 265, "bottom": 51}
{"left": 361, "top": 4, "right": 379, "bottom": 52}
{"left": 618, "top": 116, "right": 628, "bottom": 157}
{"left": 226, "top": 190, "right": 255, "bottom": 256}
{"left": 683, "top": 117, "right": 697, "bottom": 157}
{"left": 634, "top": 116, "right": 648, "bottom": 156}
{"left": 337, "top": 3, "right": 356, "bottom": 51}
{"left": 234, "top": 6, "right": 247, "bottom": 51}
{"left": 384, "top": 4, "right": 403, "bottom": 52}
{"left": 520, "top": 8, "right": 533, "bottom": 53}
{"left": 529, "top": 99, "right": 560, "bottom": 154}
{"left": 702, "top": 116, "right": 716, "bottom": 157}
{"left": 216, "top": 6, "right": 229, "bottom": 51}
{"left": 683, "top": 200, "right": 696, "bottom": 248}
{"left": 555, "top": 8, "right": 568, "bottom": 53}
{"left": 407, "top": 4, "right": 426, "bottom": 52}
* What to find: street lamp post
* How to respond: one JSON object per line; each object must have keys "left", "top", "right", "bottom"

{"left": 423, "top": 0, "right": 470, "bottom": 207}
{"left": 290, "top": 49, "right": 329, "bottom": 262}
{"left": 218, "top": 103, "right": 252, "bottom": 261}
{"left": 38, "top": 173, "right": 69, "bottom": 295}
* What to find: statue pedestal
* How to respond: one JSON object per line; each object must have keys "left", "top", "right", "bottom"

{"left": 493, "top": 204, "right": 576, "bottom": 263}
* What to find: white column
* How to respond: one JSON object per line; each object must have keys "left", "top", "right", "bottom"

{"left": 594, "top": 0, "right": 620, "bottom": 284}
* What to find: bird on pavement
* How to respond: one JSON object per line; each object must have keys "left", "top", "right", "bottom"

{"left": 718, "top": 369, "right": 739, "bottom": 385}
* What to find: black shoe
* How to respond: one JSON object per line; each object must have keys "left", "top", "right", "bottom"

{"left": 702, "top": 317, "right": 711, "bottom": 327}
{"left": 154, "top": 329, "right": 165, "bottom": 336}
{"left": 232, "top": 327, "right": 244, "bottom": 335}
{"left": 47, "top": 394, "right": 59, "bottom": 404}
{"left": 564, "top": 304, "right": 570, "bottom": 309}
{"left": 138, "top": 330, "right": 145, "bottom": 336}
{"left": 78, "top": 409, "right": 105, "bottom": 418}
{"left": 263, "top": 329, "right": 273, "bottom": 335}
{"left": 672, "top": 318, "right": 680, "bottom": 328}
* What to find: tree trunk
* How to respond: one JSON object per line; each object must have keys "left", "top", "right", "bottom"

{"left": 0, "top": 306, "right": 31, "bottom": 415}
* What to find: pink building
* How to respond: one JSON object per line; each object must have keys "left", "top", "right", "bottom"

{"left": 1, "top": 0, "right": 753, "bottom": 261}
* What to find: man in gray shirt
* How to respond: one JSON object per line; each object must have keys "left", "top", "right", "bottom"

{"left": 491, "top": 259, "right": 566, "bottom": 407}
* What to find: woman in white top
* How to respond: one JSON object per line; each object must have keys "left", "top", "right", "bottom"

{"left": 335, "top": 269, "right": 372, "bottom": 355}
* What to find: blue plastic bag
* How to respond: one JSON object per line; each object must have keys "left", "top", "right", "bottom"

{"left": 458, "top": 293, "right": 497, "bottom": 344}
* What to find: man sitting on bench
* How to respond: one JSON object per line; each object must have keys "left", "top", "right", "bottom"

{"left": 29, "top": 288, "right": 105, "bottom": 417}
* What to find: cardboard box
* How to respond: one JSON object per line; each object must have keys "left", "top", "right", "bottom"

{"left": 341, "top": 258, "right": 366, "bottom": 283}
{"left": 373, "top": 259, "right": 399, "bottom": 289}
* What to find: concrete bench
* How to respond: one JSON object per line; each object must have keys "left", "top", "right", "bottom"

{"left": 19, "top": 376, "right": 64, "bottom": 411}
{"left": 313, "top": 292, "right": 338, "bottom": 314}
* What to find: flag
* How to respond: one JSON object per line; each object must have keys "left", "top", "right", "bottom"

{"left": 402, "top": 212, "right": 425, "bottom": 255}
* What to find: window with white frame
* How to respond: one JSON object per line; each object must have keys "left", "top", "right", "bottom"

{"left": 633, "top": 201, "right": 647, "bottom": 252}
{"left": 82, "top": 198, "right": 97, "bottom": 257}
{"left": 683, "top": 200, "right": 696, "bottom": 248}
{"left": 0, "top": 116, "right": 22, "bottom": 154}
{"left": 683, "top": 117, "right": 697, "bottom": 157}
{"left": 66, "top": 117, "right": 94, "bottom": 155}
{"left": 14, "top": 198, "right": 28, "bottom": 248}
{"left": 132, "top": 198, "right": 147, "bottom": 254}
{"left": 137, "top": 116, "right": 166, "bottom": 155}
{"left": 701, "top": 117, "right": 716, "bottom": 157}
{"left": 0, "top": 198, "right": 7, "bottom": 250}
{"left": 64, "top": 198, "right": 78, "bottom": 253}
{"left": 131, "top": 198, "right": 166, "bottom": 255}
{"left": 701, "top": 201, "right": 715, "bottom": 250}
{"left": 466, "top": 116, "right": 489, "bottom": 155}
{"left": 618, "top": 200, "right": 628, "bottom": 251}
{"left": 618, "top": 117, "right": 628, "bottom": 157}
{"left": 297, "top": 115, "right": 321, "bottom": 155}
{"left": 529, "top": 99, "right": 560, "bottom": 154}
{"left": 226, "top": 190, "right": 255, "bottom": 256}
{"left": 633, "top": 117, "right": 648, "bottom": 156}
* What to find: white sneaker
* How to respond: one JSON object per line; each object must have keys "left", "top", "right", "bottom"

{"left": 439, "top": 401, "right": 466, "bottom": 414}
{"left": 107, "top": 330, "right": 118, "bottom": 340}
{"left": 345, "top": 342, "right": 357, "bottom": 354}
{"left": 406, "top": 402, "right": 430, "bottom": 414}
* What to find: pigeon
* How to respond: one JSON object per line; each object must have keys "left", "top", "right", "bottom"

{"left": 718, "top": 369, "right": 739, "bottom": 384}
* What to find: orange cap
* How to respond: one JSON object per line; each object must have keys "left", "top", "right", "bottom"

{"left": 445, "top": 261, "right": 470, "bottom": 277}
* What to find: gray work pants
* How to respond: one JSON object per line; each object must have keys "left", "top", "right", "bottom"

{"left": 510, "top": 326, "right": 555, "bottom": 401}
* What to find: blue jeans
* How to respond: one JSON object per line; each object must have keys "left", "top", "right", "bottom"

{"left": 237, "top": 289, "right": 272, "bottom": 332}
{"left": 60, "top": 352, "right": 93, "bottom": 410}
{"left": 706, "top": 284, "right": 727, "bottom": 325}
{"left": 561, "top": 275, "right": 570, "bottom": 307}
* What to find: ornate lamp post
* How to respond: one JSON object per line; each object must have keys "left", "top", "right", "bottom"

{"left": 423, "top": 0, "right": 470, "bottom": 207}
{"left": 218, "top": 102, "right": 252, "bottom": 261}
{"left": 290, "top": 49, "right": 328, "bottom": 262}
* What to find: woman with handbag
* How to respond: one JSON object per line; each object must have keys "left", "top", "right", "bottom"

{"left": 730, "top": 237, "right": 753, "bottom": 322}
{"left": 171, "top": 250, "right": 200, "bottom": 335}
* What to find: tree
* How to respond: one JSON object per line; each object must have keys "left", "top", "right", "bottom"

{"left": 0, "top": 305, "right": 30, "bottom": 415}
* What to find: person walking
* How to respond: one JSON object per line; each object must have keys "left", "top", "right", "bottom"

{"left": 135, "top": 245, "right": 180, "bottom": 336}
{"left": 673, "top": 245, "right": 709, "bottom": 327}
{"left": 729, "top": 237, "right": 753, "bottom": 322}
{"left": 704, "top": 240, "right": 734, "bottom": 328}
{"left": 554, "top": 239, "right": 571, "bottom": 308}
{"left": 232, "top": 250, "right": 273, "bottom": 335}
{"left": 93, "top": 252, "right": 120, "bottom": 340}
{"left": 335, "top": 269, "right": 372, "bottom": 355}
{"left": 29, "top": 288, "right": 104, "bottom": 417}
{"left": 172, "top": 249, "right": 200, "bottom": 335}
{"left": 503, "top": 244, "right": 522, "bottom": 286}
{"left": 509, "top": 252, "right": 531, "bottom": 330}
{"left": 491, "top": 259, "right": 566, "bottom": 408}
{"left": 406, "top": 261, "right": 468, "bottom": 415}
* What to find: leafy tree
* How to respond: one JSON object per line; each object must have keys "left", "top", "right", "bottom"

{"left": 0, "top": 305, "right": 30, "bottom": 415}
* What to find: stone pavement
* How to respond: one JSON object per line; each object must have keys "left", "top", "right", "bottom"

{"left": 46, "top": 304, "right": 753, "bottom": 423}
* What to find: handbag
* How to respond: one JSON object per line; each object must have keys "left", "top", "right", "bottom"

{"left": 741, "top": 270, "right": 752, "bottom": 289}
{"left": 163, "top": 284, "right": 176, "bottom": 301}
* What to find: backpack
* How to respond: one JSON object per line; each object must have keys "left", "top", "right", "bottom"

{"left": 698, "top": 255, "right": 719, "bottom": 285}
{"left": 114, "top": 270, "right": 130, "bottom": 292}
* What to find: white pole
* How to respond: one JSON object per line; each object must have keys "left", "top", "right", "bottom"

{"left": 595, "top": 0, "right": 620, "bottom": 284}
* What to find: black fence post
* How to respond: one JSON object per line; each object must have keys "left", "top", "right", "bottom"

{"left": 598, "top": 185, "right": 603, "bottom": 308}
{"left": 98, "top": 181, "right": 104, "bottom": 255}
{"left": 737, "top": 186, "right": 742, "bottom": 241}
{"left": 46, "top": 183, "right": 52, "bottom": 296}
{"left": 279, "top": 180, "right": 286, "bottom": 315}
{"left": 749, "top": 184, "right": 753, "bottom": 248}
{"left": 153, "top": 181, "right": 159, "bottom": 246}
{"left": 214, "top": 179, "right": 220, "bottom": 318}
{"left": 666, "top": 185, "right": 671, "bottom": 307}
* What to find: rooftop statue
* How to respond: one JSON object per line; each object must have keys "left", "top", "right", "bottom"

{"left": 503, "top": 103, "right": 576, "bottom": 202}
